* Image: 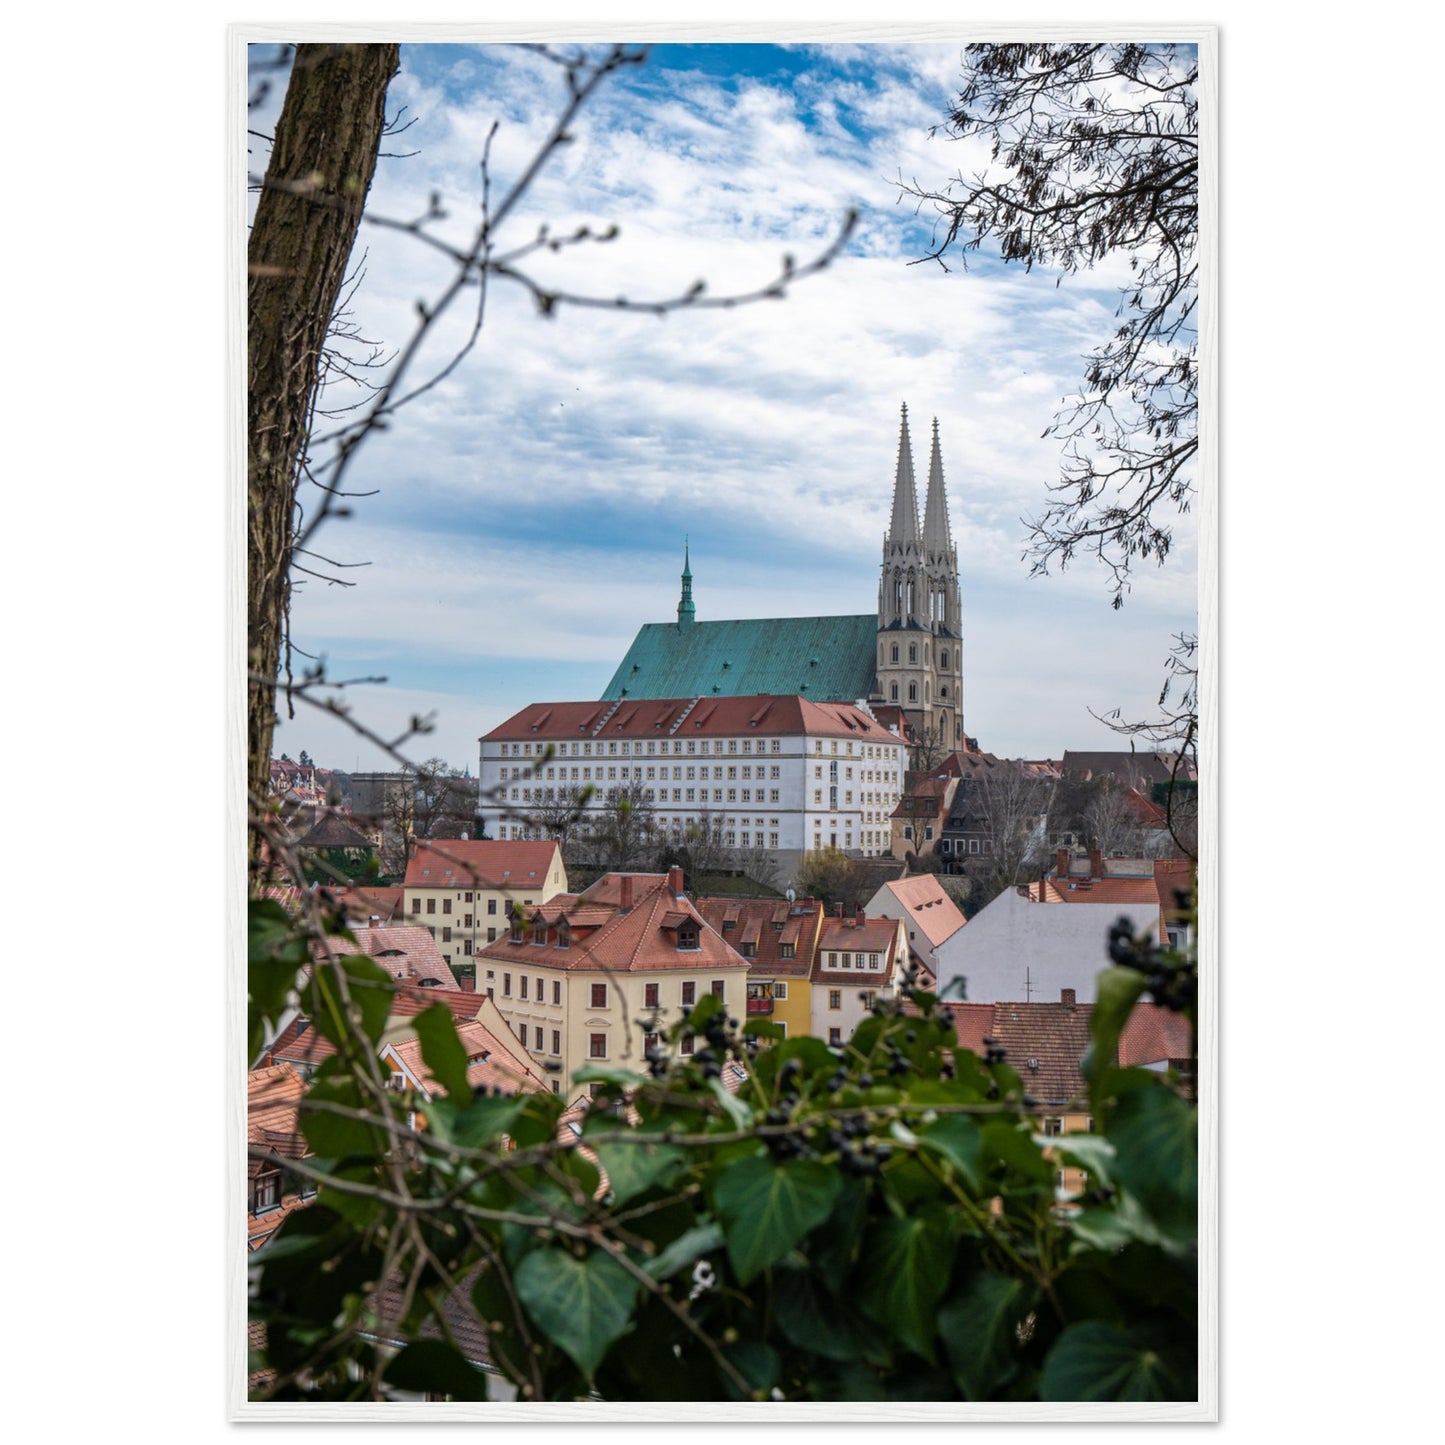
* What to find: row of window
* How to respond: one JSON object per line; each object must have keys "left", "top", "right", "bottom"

{"left": 823, "top": 952, "right": 882, "bottom": 970}
{"left": 413, "top": 896, "right": 507, "bottom": 915}
{"left": 881, "top": 642, "right": 953, "bottom": 668}
{"left": 499, "top": 737, "right": 787, "bottom": 758}
{"left": 825, "top": 989, "right": 876, "bottom": 1010}
{"left": 491, "top": 978, "right": 725, "bottom": 1009}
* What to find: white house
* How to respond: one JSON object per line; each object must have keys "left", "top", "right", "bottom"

{"left": 932, "top": 887, "right": 1160, "bottom": 1005}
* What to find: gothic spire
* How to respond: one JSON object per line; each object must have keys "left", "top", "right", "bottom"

{"left": 677, "top": 539, "right": 695, "bottom": 629}
{"left": 922, "top": 416, "right": 954, "bottom": 557}
{"left": 887, "top": 402, "right": 921, "bottom": 548}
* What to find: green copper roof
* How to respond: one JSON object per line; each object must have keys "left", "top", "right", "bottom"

{"left": 602, "top": 614, "right": 879, "bottom": 703}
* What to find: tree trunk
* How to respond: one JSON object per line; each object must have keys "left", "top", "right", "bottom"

{"left": 247, "top": 43, "right": 399, "bottom": 868}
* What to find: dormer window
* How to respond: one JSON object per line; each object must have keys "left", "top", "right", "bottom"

{"left": 509, "top": 918, "right": 524, "bottom": 943}
{"left": 531, "top": 921, "right": 548, "bottom": 946}
{"left": 677, "top": 921, "right": 700, "bottom": 951}
{"left": 251, "top": 1173, "right": 281, "bottom": 1216}
{"left": 556, "top": 921, "right": 571, "bottom": 949}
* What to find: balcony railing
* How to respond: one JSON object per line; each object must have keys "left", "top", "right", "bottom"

{"left": 745, "top": 996, "right": 774, "bottom": 1014}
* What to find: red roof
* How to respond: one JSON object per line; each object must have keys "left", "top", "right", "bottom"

{"left": 404, "top": 839, "right": 561, "bottom": 891}
{"left": 481, "top": 695, "right": 904, "bottom": 745}
{"left": 1031, "top": 876, "right": 1162, "bottom": 906}
{"left": 1118, "top": 1003, "right": 1194, "bottom": 1068}
{"left": 811, "top": 915, "right": 904, "bottom": 984}
{"left": 694, "top": 895, "right": 827, "bottom": 979}
{"left": 312, "top": 924, "right": 458, "bottom": 988}
{"left": 940, "top": 1001, "right": 993, "bottom": 1054}
{"left": 477, "top": 872, "right": 749, "bottom": 975}
{"left": 986, "top": 999, "right": 1095, "bottom": 1107}
{"left": 386, "top": 1017, "right": 547, "bottom": 1097}
{"left": 876, "top": 875, "right": 967, "bottom": 949}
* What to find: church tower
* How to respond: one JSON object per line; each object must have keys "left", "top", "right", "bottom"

{"left": 877, "top": 405, "right": 963, "bottom": 751}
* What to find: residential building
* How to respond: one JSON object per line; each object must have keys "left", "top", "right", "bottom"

{"left": 864, "top": 872, "right": 967, "bottom": 977}
{"left": 809, "top": 909, "right": 908, "bottom": 1047}
{"left": 312, "top": 921, "right": 460, "bottom": 990}
{"left": 479, "top": 694, "right": 909, "bottom": 878}
{"left": 694, "top": 894, "right": 828, "bottom": 1039}
{"left": 889, "top": 771, "right": 958, "bottom": 859}
{"left": 474, "top": 868, "right": 751, "bottom": 1089}
{"left": 402, "top": 839, "right": 568, "bottom": 982}
{"left": 380, "top": 1011, "right": 549, "bottom": 1109}
{"left": 247, "top": 1062, "right": 315, "bottom": 1251}
{"left": 933, "top": 885, "right": 1161, "bottom": 1006}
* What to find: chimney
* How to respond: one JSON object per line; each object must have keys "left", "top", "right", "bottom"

{"left": 368, "top": 915, "right": 379, "bottom": 928}
{"left": 668, "top": 865, "right": 684, "bottom": 898}
{"left": 835, "top": 902, "right": 844, "bottom": 918}
{"left": 460, "top": 975, "right": 475, "bottom": 993}
{"left": 620, "top": 875, "right": 634, "bottom": 911}
{"left": 1056, "top": 847, "right": 1070, "bottom": 878}
{"left": 1061, "top": 987, "right": 1076, "bottom": 1010}
{"left": 1089, "top": 847, "right": 1103, "bottom": 878}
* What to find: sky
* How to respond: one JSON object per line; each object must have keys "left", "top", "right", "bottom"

{"left": 248, "top": 39, "right": 1200, "bottom": 775}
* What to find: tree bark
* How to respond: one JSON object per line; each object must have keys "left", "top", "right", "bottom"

{"left": 247, "top": 43, "right": 399, "bottom": 867}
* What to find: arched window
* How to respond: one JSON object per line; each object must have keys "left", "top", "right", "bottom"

{"left": 908, "top": 683, "right": 918, "bottom": 702}
{"left": 890, "top": 643, "right": 899, "bottom": 664}
{"left": 940, "top": 685, "right": 949, "bottom": 699}
{"left": 890, "top": 683, "right": 898, "bottom": 700}
{"left": 941, "top": 650, "right": 949, "bottom": 669}
{"left": 908, "top": 643, "right": 917, "bottom": 664}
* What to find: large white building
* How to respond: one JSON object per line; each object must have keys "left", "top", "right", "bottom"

{"left": 478, "top": 694, "right": 908, "bottom": 882}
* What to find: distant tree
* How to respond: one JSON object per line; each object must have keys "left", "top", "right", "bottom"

{"left": 678, "top": 808, "right": 732, "bottom": 884}
{"left": 588, "top": 782, "right": 658, "bottom": 871}
{"left": 904, "top": 42, "right": 1199, "bottom": 609}
{"left": 796, "top": 846, "right": 868, "bottom": 910}
{"left": 408, "top": 757, "right": 479, "bottom": 839}
{"left": 960, "top": 762, "right": 1056, "bottom": 907}
{"left": 735, "top": 843, "right": 782, "bottom": 892}
{"left": 524, "top": 783, "right": 596, "bottom": 860}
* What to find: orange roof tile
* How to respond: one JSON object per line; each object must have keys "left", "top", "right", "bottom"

{"left": 695, "top": 895, "right": 825, "bottom": 978}
{"left": 404, "top": 839, "right": 561, "bottom": 891}
{"left": 386, "top": 1018, "right": 547, "bottom": 1098}
{"left": 878, "top": 875, "right": 967, "bottom": 949}
{"left": 1118, "top": 1003, "right": 1193, "bottom": 1069}
{"left": 312, "top": 924, "right": 458, "bottom": 988}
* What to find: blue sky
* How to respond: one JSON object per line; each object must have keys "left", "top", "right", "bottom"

{"left": 248, "top": 40, "right": 1199, "bottom": 773}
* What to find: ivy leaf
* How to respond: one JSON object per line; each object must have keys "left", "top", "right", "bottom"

{"left": 980, "top": 1120, "right": 1054, "bottom": 1188}
{"left": 773, "top": 1266, "right": 871, "bottom": 1363}
{"left": 1107, "top": 1083, "right": 1197, "bottom": 1235}
{"left": 1086, "top": 966, "right": 1149, "bottom": 1102}
{"left": 917, "top": 1114, "right": 983, "bottom": 1192}
{"left": 427, "top": 1092, "right": 525, "bottom": 1150}
{"left": 857, "top": 1204, "right": 954, "bottom": 1360}
{"left": 309, "top": 955, "right": 394, "bottom": 1049}
{"left": 410, "top": 1004, "right": 470, "bottom": 1100}
{"left": 713, "top": 1155, "right": 840, "bottom": 1284}
{"left": 939, "top": 1270, "right": 1034, "bottom": 1399}
{"left": 514, "top": 1247, "right": 639, "bottom": 1380}
{"left": 643, "top": 1222, "right": 724, "bottom": 1281}
{"left": 1041, "top": 1320, "right": 1192, "bottom": 1401}
{"left": 593, "top": 1140, "right": 685, "bottom": 1207}
{"left": 383, "top": 1339, "right": 491, "bottom": 1401}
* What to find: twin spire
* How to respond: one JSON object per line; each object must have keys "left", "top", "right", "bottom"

{"left": 888, "top": 402, "right": 953, "bottom": 556}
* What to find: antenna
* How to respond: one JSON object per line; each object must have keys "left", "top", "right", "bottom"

{"left": 1023, "top": 966, "right": 1034, "bottom": 1002}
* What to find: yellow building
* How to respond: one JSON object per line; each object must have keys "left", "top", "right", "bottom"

{"left": 402, "top": 839, "right": 567, "bottom": 982}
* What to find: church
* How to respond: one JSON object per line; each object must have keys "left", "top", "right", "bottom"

{"left": 601, "top": 403, "right": 965, "bottom": 753}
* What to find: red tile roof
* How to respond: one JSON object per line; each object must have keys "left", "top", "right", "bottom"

{"left": 1031, "top": 876, "right": 1162, "bottom": 906}
{"left": 477, "top": 872, "right": 750, "bottom": 976}
{"left": 386, "top": 1017, "right": 547, "bottom": 1098}
{"left": 811, "top": 915, "right": 904, "bottom": 984}
{"left": 1118, "top": 1003, "right": 1194, "bottom": 1069}
{"left": 940, "top": 1001, "right": 994, "bottom": 1054}
{"left": 404, "top": 839, "right": 562, "bottom": 891}
{"left": 987, "top": 999, "right": 1095, "bottom": 1107}
{"left": 482, "top": 695, "right": 905, "bottom": 745}
{"left": 876, "top": 875, "right": 967, "bottom": 949}
{"left": 694, "top": 895, "right": 827, "bottom": 979}
{"left": 331, "top": 885, "right": 404, "bottom": 924}
{"left": 312, "top": 924, "right": 458, "bottom": 988}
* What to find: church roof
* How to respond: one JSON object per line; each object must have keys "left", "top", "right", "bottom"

{"left": 600, "top": 613, "right": 878, "bottom": 703}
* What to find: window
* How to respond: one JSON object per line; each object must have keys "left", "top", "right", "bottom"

{"left": 828, "top": 989, "right": 841, "bottom": 1010}
{"left": 591, "top": 983, "right": 608, "bottom": 1009}
{"left": 908, "top": 644, "right": 917, "bottom": 663}
{"left": 828, "top": 1027, "right": 842, "bottom": 1046}
{"left": 589, "top": 1033, "right": 607, "bottom": 1059}
{"left": 860, "top": 991, "right": 876, "bottom": 1010}
{"left": 252, "top": 1174, "right": 280, "bottom": 1214}
{"left": 488, "top": 899, "right": 498, "bottom": 915}
{"left": 503, "top": 973, "right": 511, "bottom": 997}
{"left": 645, "top": 982, "right": 660, "bottom": 1009}
{"left": 1044, "top": 1118, "right": 1064, "bottom": 1137}
{"left": 553, "top": 980, "right": 562, "bottom": 1006}
{"left": 534, "top": 1025, "right": 544, "bottom": 1051}
{"left": 426, "top": 898, "right": 436, "bottom": 914}
{"left": 677, "top": 921, "right": 700, "bottom": 950}
{"left": 552, "top": 1030, "right": 561, "bottom": 1055}
{"left": 681, "top": 1035, "right": 695, "bottom": 1055}
{"left": 443, "top": 898, "right": 452, "bottom": 915}
{"left": 411, "top": 898, "right": 421, "bottom": 914}
{"left": 487, "top": 927, "right": 497, "bottom": 942}
{"left": 779, "top": 942, "right": 795, "bottom": 960}
{"left": 442, "top": 926, "right": 452, "bottom": 943}
{"left": 710, "top": 980, "right": 725, "bottom": 1000}
{"left": 774, "top": 982, "right": 788, "bottom": 999}
{"left": 682, "top": 981, "right": 696, "bottom": 1006}
{"left": 464, "top": 939, "right": 473, "bottom": 955}
{"left": 908, "top": 683, "right": 917, "bottom": 702}
{"left": 464, "top": 913, "right": 473, "bottom": 928}
{"left": 536, "top": 977, "right": 544, "bottom": 1000}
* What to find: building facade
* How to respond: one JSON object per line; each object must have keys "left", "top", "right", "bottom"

{"left": 479, "top": 694, "right": 909, "bottom": 881}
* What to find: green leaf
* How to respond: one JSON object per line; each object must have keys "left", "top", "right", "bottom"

{"left": 299, "top": 1074, "right": 385, "bottom": 1158}
{"left": 1087, "top": 967, "right": 1149, "bottom": 1100}
{"left": 708, "top": 1076, "right": 752, "bottom": 1129}
{"left": 743, "top": 1018, "right": 785, "bottom": 1041}
{"left": 427, "top": 1092, "right": 525, "bottom": 1150}
{"left": 642, "top": 1222, "right": 724, "bottom": 1281}
{"left": 857, "top": 1205, "right": 954, "bottom": 1360}
{"left": 1108, "top": 1084, "right": 1197, "bottom": 1235}
{"left": 309, "top": 955, "right": 394, "bottom": 1049}
{"left": 722, "top": 1338, "right": 779, "bottom": 1400}
{"left": 514, "top": 1247, "right": 639, "bottom": 1380}
{"left": 1051, "top": 1132, "right": 1117, "bottom": 1186}
{"left": 572, "top": 1064, "right": 649, "bottom": 1090}
{"left": 410, "top": 1004, "right": 470, "bottom": 1101}
{"left": 980, "top": 1120, "right": 1054, "bottom": 1188}
{"left": 917, "top": 1114, "right": 983, "bottom": 1192}
{"left": 383, "top": 1339, "right": 491, "bottom": 1401}
{"left": 713, "top": 1155, "right": 840, "bottom": 1284}
{"left": 1041, "top": 1320, "right": 1192, "bottom": 1401}
{"left": 593, "top": 1139, "right": 685, "bottom": 1207}
{"left": 939, "top": 1270, "right": 1034, "bottom": 1399}
{"left": 773, "top": 1267, "right": 871, "bottom": 1363}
